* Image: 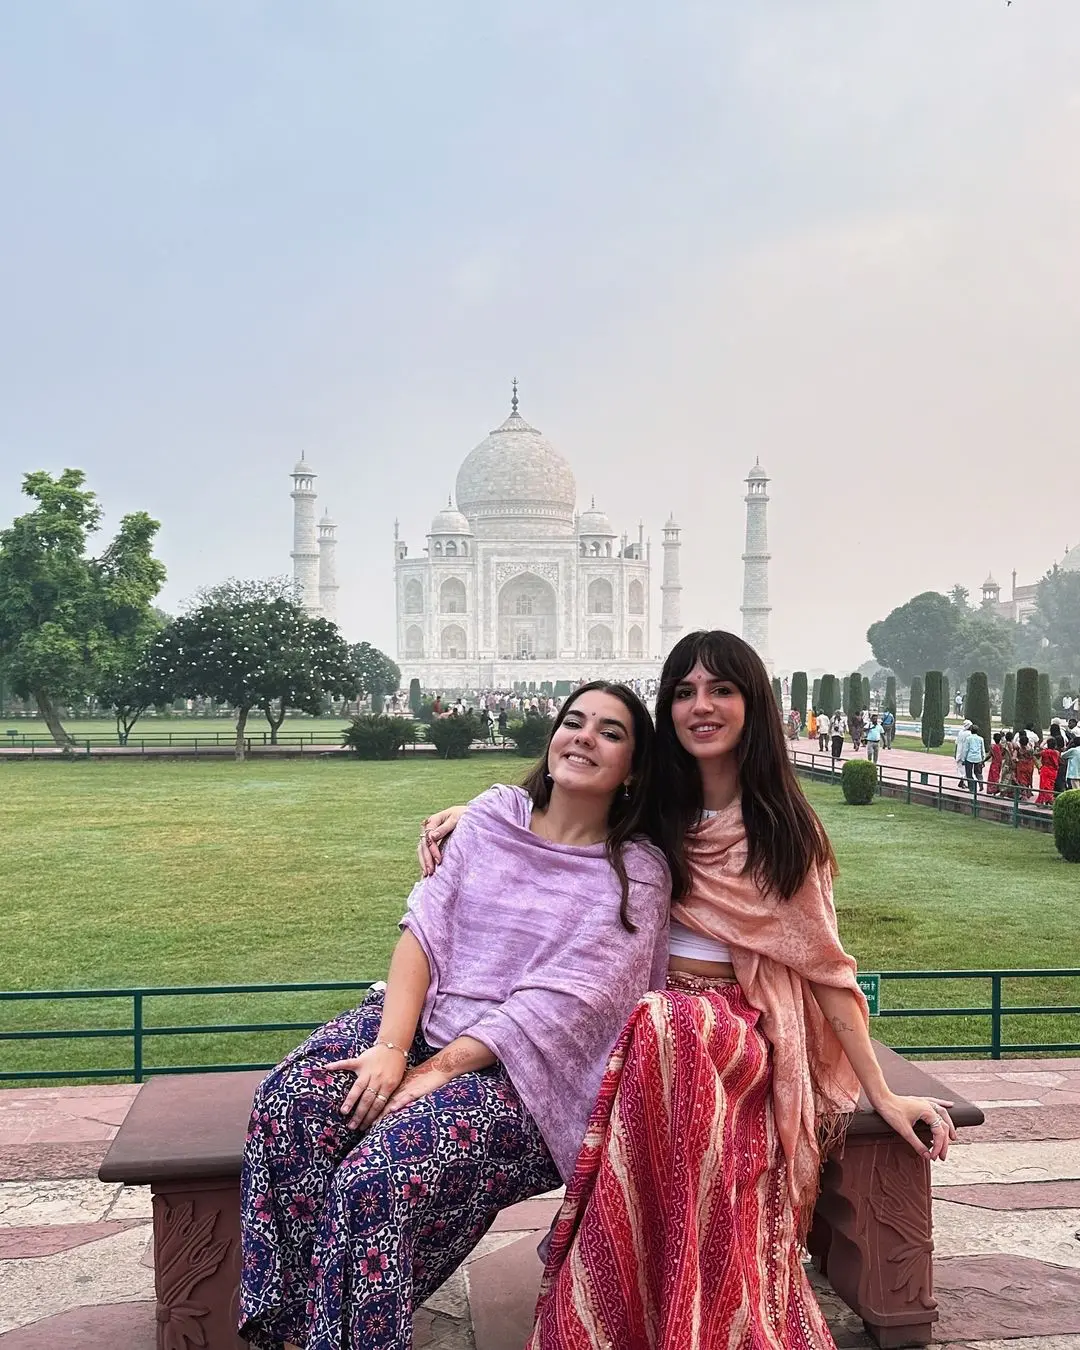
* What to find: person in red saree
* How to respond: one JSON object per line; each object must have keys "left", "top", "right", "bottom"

{"left": 1036, "top": 739, "right": 1061, "bottom": 806}
{"left": 1015, "top": 731, "right": 1037, "bottom": 801}
{"left": 420, "top": 632, "right": 955, "bottom": 1349}
{"left": 986, "top": 732, "right": 1004, "bottom": 795}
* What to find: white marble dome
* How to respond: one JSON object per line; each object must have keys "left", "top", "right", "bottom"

{"left": 456, "top": 409, "right": 577, "bottom": 539}
{"left": 430, "top": 503, "right": 471, "bottom": 535}
{"left": 578, "top": 504, "right": 615, "bottom": 536}
{"left": 1061, "top": 546, "right": 1080, "bottom": 573}
{"left": 292, "top": 457, "right": 316, "bottom": 477}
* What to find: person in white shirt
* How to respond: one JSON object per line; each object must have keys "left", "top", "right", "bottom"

{"left": 963, "top": 725, "right": 986, "bottom": 791}
{"left": 954, "top": 720, "right": 972, "bottom": 789}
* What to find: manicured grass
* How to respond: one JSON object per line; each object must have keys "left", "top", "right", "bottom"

{"left": 1, "top": 757, "right": 1076, "bottom": 1081}
{"left": 0, "top": 716, "right": 353, "bottom": 749}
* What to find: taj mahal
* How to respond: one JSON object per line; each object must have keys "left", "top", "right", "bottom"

{"left": 288, "top": 384, "right": 774, "bottom": 687}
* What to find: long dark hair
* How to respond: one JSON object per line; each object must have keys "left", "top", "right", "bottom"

{"left": 520, "top": 681, "right": 670, "bottom": 931}
{"left": 654, "top": 631, "right": 835, "bottom": 901}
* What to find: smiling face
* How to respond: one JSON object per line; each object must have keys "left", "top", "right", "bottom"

{"left": 546, "top": 689, "right": 636, "bottom": 799}
{"left": 669, "top": 662, "right": 747, "bottom": 764}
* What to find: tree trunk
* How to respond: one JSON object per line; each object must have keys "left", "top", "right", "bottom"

{"left": 35, "top": 690, "right": 74, "bottom": 749}
{"left": 264, "top": 700, "right": 286, "bottom": 746}
{"left": 234, "top": 705, "right": 250, "bottom": 762}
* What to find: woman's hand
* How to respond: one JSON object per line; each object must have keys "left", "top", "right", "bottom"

{"left": 417, "top": 805, "right": 467, "bottom": 876}
{"left": 324, "top": 1045, "right": 407, "bottom": 1131}
{"left": 872, "top": 1092, "right": 957, "bottom": 1161}
{"left": 383, "top": 1062, "right": 455, "bottom": 1114}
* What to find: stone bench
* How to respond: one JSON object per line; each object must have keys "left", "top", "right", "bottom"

{"left": 99, "top": 1042, "right": 982, "bottom": 1349}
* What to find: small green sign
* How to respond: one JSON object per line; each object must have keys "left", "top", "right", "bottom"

{"left": 857, "top": 973, "right": 880, "bottom": 1016}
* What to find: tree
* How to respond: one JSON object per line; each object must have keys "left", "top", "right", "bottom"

{"left": 884, "top": 676, "right": 897, "bottom": 717}
{"left": 921, "top": 670, "right": 945, "bottom": 749}
{"left": 97, "top": 649, "right": 172, "bottom": 745}
{"left": 1002, "top": 672, "right": 1016, "bottom": 726}
{"left": 867, "top": 592, "right": 960, "bottom": 683}
{"left": 861, "top": 675, "right": 871, "bottom": 710}
{"left": 942, "top": 677, "right": 951, "bottom": 723}
{"left": 965, "top": 672, "right": 991, "bottom": 740}
{"left": 909, "top": 676, "right": 923, "bottom": 720}
{"left": 771, "top": 676, "right": 783, "bottom": 712}
{"left": 408, "top": 678, "right": 422, "bottom": 717}
{"left": 1039, "top": 672, "right": 1052, "bottom": 729}
{"left": 1014, "top": 667, "right": 1040, "bottom": 735}
{"left": 0, "top": 470, "right": 166, "bottom": 747}
{"left": 949, "top": 610, "right": 1015, "bottom": 686}
{"left": 151, "top": 579, "right": 358, "bottom": 759}
{"left": 819, "top": 674, "right": 839, "bottom": 717}
{"left": 351, "top": 642, "right": 401, "bottom": 715}
{"left": 844, "top": 673, "right": 861, "bottom": 718}
{"left": 791, "top": 672, "right": 807, "bottom": 725}
{"left": 948, "top": 583, "right": 970, "bottom": 608}
{"left": 1032, "top": 566, "right": 1080, "bottom": 678}
{"left": 811, "top": 677, "right": 821, "bottom": 711}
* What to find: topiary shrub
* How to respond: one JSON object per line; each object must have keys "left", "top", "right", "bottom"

{"left": 841, "top": 759, "right": 877, "bottom": 805}
{"left": 426, "top": 712, "right": 481, "bottom": 758}
{"left": 791, "top": 672, "right": 807, "bottom": 724}
{"left": 1001, "top": 672, "right": 1016, "bottom": 726}
{"left": 909, "top": 676, "right": 923, "bottom": 720}
{"left": 771, "top": 676, "right": 783, "bottom": 711}
{"left": 819, "top": 674, "right": 839, "bottom": 716}
{"left": 921, "top": 670, "right": 945, "bottom": 748}
{"left": 862, "top": 675, "right": 871, "bottom": 710}
{"left": 408, "top": 678, "right": 422, "bottom": 717}
{"left": 507, "top": 717, "right": 551, "bottom": 758}
{"left": 884, "top": 675, "right": 897, "bottom": 717}
{"left": 844, "top": 673, "right": 861, "bottom": 717}
{"left": 812, "top": 677, "right": 821, "bottom": 711}
{"left": 342, "top": 715, "right": 413, "bottom": 760}
{"left": 1014, "top": 667, "right": 1040, "bottom": 735}
{"left": 965, "top": 672, "right": 991, "bottom": 740}
{"left": 1039, "top": 672, "right": 1053, "bottom": 729}
{"left": 1053, "top": 789, "right": 1080, "bottom": 862}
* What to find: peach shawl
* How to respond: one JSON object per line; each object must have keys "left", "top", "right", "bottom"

{"left": 671, "top": 799, "right": 868, "bottom": 1222}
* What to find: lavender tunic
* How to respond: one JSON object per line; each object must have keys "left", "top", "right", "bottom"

{"left": 401, "top": 785, "right": 670, "bottom": 1181}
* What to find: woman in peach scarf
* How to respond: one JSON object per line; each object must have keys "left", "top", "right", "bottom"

{"left": 421, "top": 631, "right": 955, "bottom": 1348}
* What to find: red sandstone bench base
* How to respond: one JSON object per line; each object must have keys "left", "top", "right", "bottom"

{"left": 100, "top": 1044, "right": 982, "bottom": 1349}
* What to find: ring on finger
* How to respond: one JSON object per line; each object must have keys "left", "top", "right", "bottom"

{"left": 361, "top": 1085, "right": 377, "bottom": 1096}
{"left": 375, "top": 1093, "right": 388, "bottom": 1102}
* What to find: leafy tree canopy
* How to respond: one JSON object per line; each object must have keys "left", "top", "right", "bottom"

{"left": 867, "top": 592, "right": 959, "bottom": 683}
{"left": 150, "top": 577, "right": 358, "bottom": 757}
{"left": 1031, "top": 566, "right": 1080, "bottom": 678}
{"left": 0, "top": 469, "right": 165, "bottom": 746}
{"left": 350, "top": 642, "right": 401, "bottom": 700}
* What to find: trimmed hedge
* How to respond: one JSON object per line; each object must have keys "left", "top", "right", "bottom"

{"left": 791, "top": 672, "right": 808, "bottom": 724}
{"left": 1039, "top": 672, "right": 1053, "bottom": 729}
{"left": 819, "top": 674, "right": 839, "bottom": 716}
{"left": 909, "top": 676, "right": 923, "bottom": 720}
{"left": 1014, "top": 667, "right": 1040, "bottom": 735}
{"left": 844, "top": 673, "right": 862, "bottom": 718}
{"left": 1053, "top": 789, "right": 1080, "bottom": 863}
{"left": 921, "top": 670, "right": 945, "bottom": 748}
{"left": 426, "top": 712, "right": 482, "bottom": 758}
{"left": 812, "top": 677, "right": 821, "bottom": 711}
{"left": 884, "top": 675, "right": 897, "bottom": 718}
{"left": 342, "top": 715, "right": 413, "bottom": 760}
{"left": 771, "top": 676, "right": 783, "bottom": 711}
{"left": 841, "top": 759, "right": 877, "bottom": 805}
{"left": 408, "top": 679, "right": 422, "bottom": 717}
{"left": 862, "top": 675, "right": 871, "bottom": 710}
{"left": 1001, "top": 672, "right": 1016, "bottom": 726}
{"left": 507, "top": 717, "right": 551, "bottom": 758}
{"left": 965, "top": 672, "right": 991, "bottom": 739}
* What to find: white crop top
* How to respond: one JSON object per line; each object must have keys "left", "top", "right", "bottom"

{"left": 668, "top": 920, "right": 733, "bottom": 964}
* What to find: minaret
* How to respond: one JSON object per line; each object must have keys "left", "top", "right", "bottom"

{"left": 740, "top": 460, "right": 771, "bottom": 669}
{"left": 290, "top": 455, "right": 321, "bottom": 615}
{"left": 660, "top": 513, "right": 683, "bottom": 656}
{"left": 318, "top": 511, "right": 339, "bottom": 623}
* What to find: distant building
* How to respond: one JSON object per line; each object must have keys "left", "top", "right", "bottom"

{"left": 393, "top": 386, "right": 672, "bottom": 687}
{"left": 980, "top": 542, "right": 1080, "bottom": 623}
{"left": 290, "top": 456, "right": 337, "bottom": 621}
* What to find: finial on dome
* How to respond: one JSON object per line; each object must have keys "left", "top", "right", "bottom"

{"left": 511, "top": 378, "right": 519, "bottom": 415}
{"left": 590, "top": 495, "right": 595, "bottom": 509}
{"left": 447, "top": 494, "right": 453, "bottom": 507}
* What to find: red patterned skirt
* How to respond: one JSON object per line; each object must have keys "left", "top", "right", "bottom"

{"left": 527, "top": 979, "right": 835, "bottom": 1349}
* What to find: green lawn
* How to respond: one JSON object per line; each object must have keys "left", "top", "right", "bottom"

{"left": 1, "top": 715, "right": 352, "bottom": 749}
{"left": 1, "top": 757, "right": 1076, "bottom": 1081}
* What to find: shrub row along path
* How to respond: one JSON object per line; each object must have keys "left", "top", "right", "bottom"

{"left": 2, "top": 1061, "right": 1079, "bottom": 1347}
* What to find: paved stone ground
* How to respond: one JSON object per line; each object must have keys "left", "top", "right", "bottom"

{"left": 1, "top": 1063, "right": 1077, "bottom": 1348}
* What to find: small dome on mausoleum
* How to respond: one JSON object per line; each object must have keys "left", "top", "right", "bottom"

{"left": 578, "top": 500, "right": 615, "bottom": 536}
{"left": 430, "top": 501, "right": 471, "bottom": 535}
{"left": 292, "top": 455, "right": 316, "bottom": 477}
{"left": 1061, "top": 545, "right": 1080, "bottom": 573}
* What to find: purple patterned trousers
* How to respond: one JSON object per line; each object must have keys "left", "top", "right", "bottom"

{"left": 238, "top": 987, "right": 560, "bottom": 1350}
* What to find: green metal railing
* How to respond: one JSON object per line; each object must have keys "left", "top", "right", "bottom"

{"left": 2, "top": 971, "right": 1078, "bottom": 1084}
{"left": 790, "top": 749, "right": 1055, "bottom": 827}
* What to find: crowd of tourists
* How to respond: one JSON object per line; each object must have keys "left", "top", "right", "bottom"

{"left": 978, "top": 720, "right": 1080, "bottom": 805}
{"left": 236, "top": 631, "right": 953, "bottom": 1350}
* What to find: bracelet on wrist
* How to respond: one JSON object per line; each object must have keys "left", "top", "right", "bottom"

{"left": 375, "top": 1039, "right": 408, "bottom": 1061}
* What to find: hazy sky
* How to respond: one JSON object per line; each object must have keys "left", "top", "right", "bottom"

{"left": 2, "top": 1, "right": 1078, "bottom": 673}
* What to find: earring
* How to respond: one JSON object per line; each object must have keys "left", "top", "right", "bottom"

{"left": 620, "top": 783, "right": 632, "bottom": 800}
{"left": 543, "top": 772, "right": 554, "bottom": 787}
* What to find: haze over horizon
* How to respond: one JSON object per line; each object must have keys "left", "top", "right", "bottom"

{"left": 2, "top": 1, "right": 1077, "bottom": 675}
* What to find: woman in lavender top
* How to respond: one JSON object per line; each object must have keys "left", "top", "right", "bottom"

{"left": 238, "top": 682, "right": 672, "bottom": 1350}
